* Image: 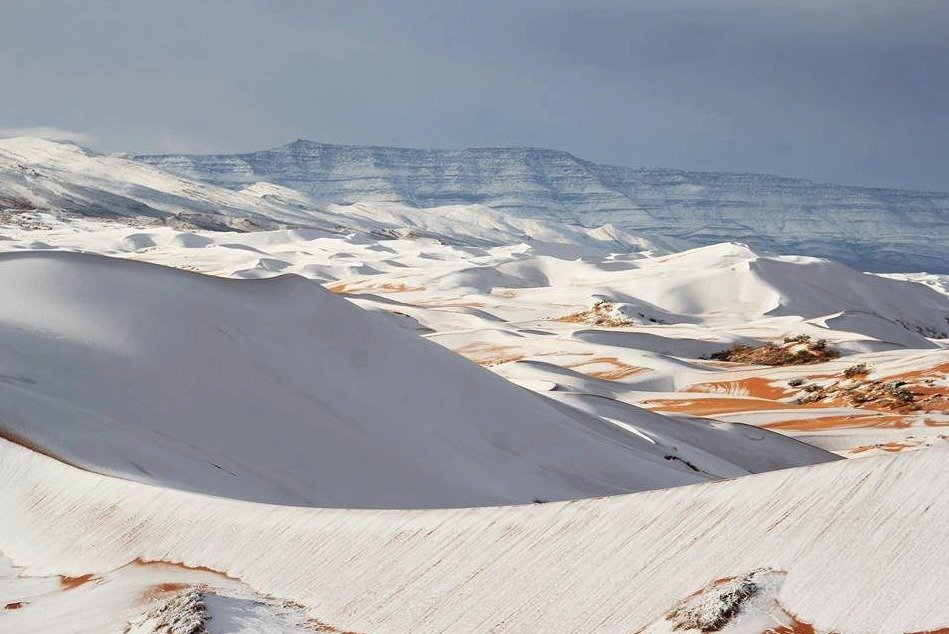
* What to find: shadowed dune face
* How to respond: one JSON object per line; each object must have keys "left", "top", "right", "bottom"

{"left": 0, "top": 251, "right": 735, "bottom": 509}
{"left": 2, "top": 211, "right": 946, "bottom": 461}
{"left": 0, "top": 250, "right": 849, "bottom": 509}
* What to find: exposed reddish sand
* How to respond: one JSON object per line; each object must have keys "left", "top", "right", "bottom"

{"left": 4, "top": 602, "right": 26, "bottom": 610}
{"left": 308, "top": 620, "right": 365, "bottom": 634}
{"left": 760, "top": 601, "right": 819, "bottom": 634}
{"left": 647, "top": 397, "right": 798, "bottom": 416}
{"left": 565, "top": 356, "right": 647, "bottom": 381}
{"left": 887, "top": 362, "right": 949, "bottom": 383}
{"left": 765, "top": 414, "right": 911, "bottom": 432}
{"left": 688, "top": 377, "right": 792, "bottom": 400}
{"left": 141, "top": 582, "right": 191, "bottom": 602}
{"left": 766, "top": 617, "right": 817, "bottom": 633}
{"left": 667, "top": 360, "right": 949, "bottom": 428}
{"left": 59, "top": 573, "right": 96, "bottom": 590}
{"left": 678, "top": 575, "right": 739, "bottom": 602}
{"left": 824, "top": 361, "right": 949, "bottom": 414}
{"left": 132, "top": 558, "right": 240, "bottom": 582}
{"left": 455, "top": 343, "right": 525, "bottom": 367}
{"left": 850, "top": 441, "right": 915, "bottom": 454}
{"left": 326, "top": 281, "right": 422, "bottom": 294}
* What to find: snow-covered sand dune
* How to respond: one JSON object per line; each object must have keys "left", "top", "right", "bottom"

{"left": 0, "top": 251, "right": 837, "bottom": 509}
{"left": 1, "top": 213, "right": 946, "bottom": 458}
{"left": 0, "top": 437, "right": 945, "bottom": 632}
{"left": 1, "top": 136, "right": 948, "bottom": 632}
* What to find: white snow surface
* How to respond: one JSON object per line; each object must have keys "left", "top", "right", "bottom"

{"left": 0, "top": 250, "right": 843, "bottom": 508}
{"left": 1, "top": 139, "right": 948, "bottom": 632}
{"left": 0, "top": 438, "right": 946, "bottom": 633}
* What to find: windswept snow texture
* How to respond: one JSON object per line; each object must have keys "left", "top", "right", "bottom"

{"left": 0, "top": 251, "right": 837, "bottom": 508}
{"left": 0, "top": 439, "right": 946, "bottom": 633}
{"left": 134, "top": 140, "right": 949, "bottom": 272}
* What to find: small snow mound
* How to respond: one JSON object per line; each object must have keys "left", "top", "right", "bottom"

{"left": 119, "top": 233, "right": 157, "bottom": 252}
{"left": 168, "top": 233, "right": 213, "bottom": 248}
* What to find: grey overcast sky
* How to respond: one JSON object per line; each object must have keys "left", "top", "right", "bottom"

{"left": 1, "top": 0, "right": 947, "bottom": 191}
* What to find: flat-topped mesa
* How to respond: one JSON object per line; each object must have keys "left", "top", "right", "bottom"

{"left": 133, "top": 139, "right": 949, "bottom": 272}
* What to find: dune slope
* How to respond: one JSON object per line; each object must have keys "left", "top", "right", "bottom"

{"left": 0, "top": 438, "right": 944, "bottom": 632}
{"left": 0, "top": 251, "right": 837, "bottom": 509}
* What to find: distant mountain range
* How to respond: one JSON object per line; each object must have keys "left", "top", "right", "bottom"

{"left": 133, "top": 139, "right": 949, "bottom": 272}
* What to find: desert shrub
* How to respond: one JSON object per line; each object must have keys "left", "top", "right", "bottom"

{"left": 783, "top": 334, "right": 811, "bottom": 344}
{"left": 885, "top": 382, "right": 915, "bottom": 403}
{"left": 843, "top": 363, "right": 871, "bottom": 378}
{"left": 709, "top": 340, "right": 838, "bottom": 366}
{"left": 709, "top": 344, "right": 749, "bottom": 361}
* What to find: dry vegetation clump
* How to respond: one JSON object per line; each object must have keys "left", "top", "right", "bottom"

{"left": 795, "top": 377, "right": 921, "bottom": 411}
{"left": 787, "top": 362, "right": 949, "bottom": 413}
{"left": 558, "top": 299, "right": 664, "bottom": 327}
{"left": 667, "top": 571, "right": 763, "bottom": 632}
{"left": 709, "top": 336, "right": 840, "bottom": 366}
{"left": 126, "top": 588, "right": 207, "bottom": 634}
{"left": 843, "top": 363, "right": 871, "bottom": 379}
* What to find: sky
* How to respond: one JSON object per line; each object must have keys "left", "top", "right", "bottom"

{"left": 1, "top": 0, "right": 946, "bottom": 191}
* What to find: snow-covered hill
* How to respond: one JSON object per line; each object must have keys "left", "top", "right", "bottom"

{"left": 1, "top": 137, "right": 947, "bottom": 632}
{"left": 0, "top": 250, "right": 837, "bottom": 509}
{"left": 3, "top": 216, "right": 946, "bottom": 459}
{"left": 1, "top": 436, "right": 945, "bottom": 632}
{"left": 133, "top": 139, "right": 949, "bottom": 272}
{"left": 0, "top": 137, "right": 681, "bottom": 254}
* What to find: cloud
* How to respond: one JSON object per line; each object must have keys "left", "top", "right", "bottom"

{"left": 0, "top": 126, "right": 93, "bottom": 143}
{"left": 0, "top": 2, "right": 944, "bottom": 189}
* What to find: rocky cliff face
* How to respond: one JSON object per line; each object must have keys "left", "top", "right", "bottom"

{"left": 134, "top": 140, "right": 949, "bottom": 272}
